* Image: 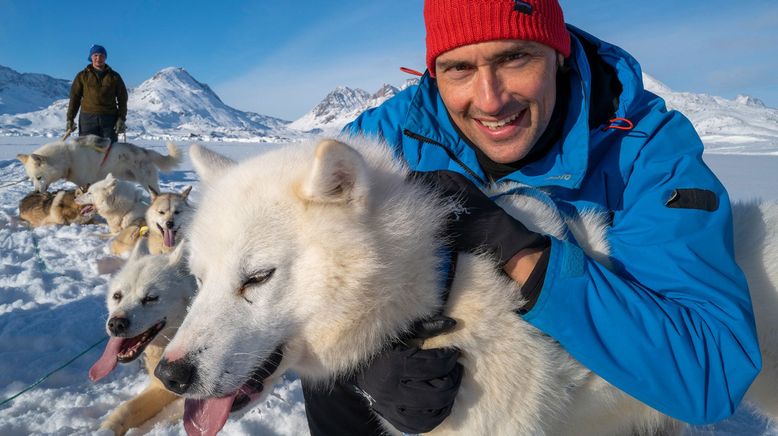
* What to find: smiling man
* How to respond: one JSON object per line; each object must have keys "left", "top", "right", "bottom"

{"left": 302, "top": 0, "right": 762, "bottom": 434}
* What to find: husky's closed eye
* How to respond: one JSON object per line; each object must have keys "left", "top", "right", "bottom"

{"left": 141, "top": 295, "right": 159, "bottom": 305}
{"left": 238, "top": 269, "right": 276, "bottom": 303}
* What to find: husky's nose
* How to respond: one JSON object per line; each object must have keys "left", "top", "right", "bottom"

{"left": 108, "top": 317, "right": 130, "bottom": 335}
{"left": 155, "top": 357, "right": 196, "bottom": 394}
{"left": 165, "top": 220, "right": 175, "bottom": 229}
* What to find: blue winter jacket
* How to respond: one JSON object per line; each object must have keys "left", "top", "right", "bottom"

{"left": 344, "top": 26, "right": 761, "bottom": 424}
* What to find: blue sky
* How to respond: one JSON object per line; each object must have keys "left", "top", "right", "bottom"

{"left": 1, "top": 0, "right": 776, "bottom": 120}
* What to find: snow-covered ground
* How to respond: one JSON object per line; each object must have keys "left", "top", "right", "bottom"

{"left": 1, "top": 136, "right": 776, "bottom": 435}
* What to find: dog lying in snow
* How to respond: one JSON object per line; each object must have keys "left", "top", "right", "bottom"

{"left": 75, "top": 173, "right": 146, "bottom": 237}
{"left": 19, "top": 188, "right": 96, "bottom": 227}
{"left": 156, "top": 135, "right": 778, "bottom": 435}
{"left": 89, "top": 239, "right": 196, "bottom": 435}
{"left": 105, "top": 185, "right": 193, "bottom": 256}
{"left": 16, "top": 134, "right": 180, "bottom": 193}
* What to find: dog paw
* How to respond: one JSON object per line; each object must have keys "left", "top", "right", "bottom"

{"left": 94, "top": 427, "right": 115, "bottom": 436}
{"left": 99, "top": 419, "right": 129, "bottom": 436}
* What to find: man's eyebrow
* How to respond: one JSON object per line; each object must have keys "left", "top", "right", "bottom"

{"left": 436, "top": 43, "right": 538, "bottom": 70}
{"left": 436, "top": 58, "right": 471, "bottom": 70}
{"left": 485, "top": 45, "right": 536, "bottom": 61}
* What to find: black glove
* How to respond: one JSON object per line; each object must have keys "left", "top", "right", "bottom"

{"left": 66, "top": 119, "right": 76, "bottom": 132}
{"left": 114, "top": 118, "right": 126, "bottom": 134}
{"left": 355, "top": 315, "right": 463, "bottom": 434}
{"left": 411, "top": 170, "right": 548, "bottom": 267}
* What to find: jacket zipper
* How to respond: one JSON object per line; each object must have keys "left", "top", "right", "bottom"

{"left": 402, "top": 129, "right": 486, "bottom": 185}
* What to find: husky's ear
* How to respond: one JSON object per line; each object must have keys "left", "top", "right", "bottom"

{"left": 130, "top": 237, "right": 150, "bottom": 261}
{"left": 189, "top": 144, "right": 235, "bottom": 184}
{"left": 180, "top": 185, "right": 193, "bottom": 201}
{"left": 24, "top": 154, "right": 46, "bottom": 166}
{"left": 148, "top": 185, "right": 159, "bottom": 202}
{"left": 299, "top": 139, "right": 368, "bottom": 206}
{"left": 168, "top": 241, "right": 187, "bottom": 266}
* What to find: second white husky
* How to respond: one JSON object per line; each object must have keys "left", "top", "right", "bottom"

{"left": 158, "top": 136, "right": 777, "bottom": 435}
{"left": 90, "top": 239, "right": 196, "bottom": 435}
{"left": 75, "top": 173, "right": 146, "bottom": 235}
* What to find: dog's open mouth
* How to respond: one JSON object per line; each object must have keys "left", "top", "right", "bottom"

{"left": 157, "top": 223, "right": 177, "bottom": 247}
{"left": 183, "top": 345, "right": 284, "bottom": 436}
{"left": 89, "top": 320, "right": 166, "bottom": 382}
{"left": 79, "top": 204, "right": 95, "bottom": 216}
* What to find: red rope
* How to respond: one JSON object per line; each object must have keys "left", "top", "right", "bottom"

{"left": 400, "top": 67, "right": 424, "bottom": 77}
{"left": 603, "top": 117, "right": 634, "bottom": 131}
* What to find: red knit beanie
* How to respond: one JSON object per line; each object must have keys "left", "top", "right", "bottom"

{"left": 425, "top": 0, "right": 571, "bottom": 76}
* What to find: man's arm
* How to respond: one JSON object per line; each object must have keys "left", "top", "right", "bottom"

{"left": 66, "top": 72, "right": 83, "bottom": 124}
{"left": 116, "top": 74, "right": 128, "bottom": 121}
{"left": 523, "top": 112, "right": 761, "bottom": 424}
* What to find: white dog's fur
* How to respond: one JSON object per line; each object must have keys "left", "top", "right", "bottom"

{"left": 76, "top": 173, "right": 147, "bottom": 235}
{"left": 162, "top": 135, "right": 777, "bottom": 435}
{"left": 90, "top": 240, "right": 196, "bottom": 435}
{"left": 16, "top": 135, "right": 180, "bottom": 193}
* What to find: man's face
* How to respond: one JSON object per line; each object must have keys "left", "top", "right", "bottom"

{"left": 91, "top": 53, "right": 106, "bottom": 70}
{"left": 435, "top": 40, "right": 561, "bottom": 164}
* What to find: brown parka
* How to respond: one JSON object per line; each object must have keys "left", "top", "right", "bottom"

{"left": 67, "top": 64, "right": 128, "bottom": 122}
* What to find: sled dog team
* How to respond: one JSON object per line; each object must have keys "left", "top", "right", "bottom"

{"left": 15, "top": 134, "right": 778, "bottom": 435}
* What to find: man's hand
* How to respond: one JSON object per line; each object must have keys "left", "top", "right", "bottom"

{"left": 66, "top": 119, "right": 76, "bottom": 132}
{"left": 114, "top": 118, "right": 126, "bottom": 134}
{"left": 410, "top": 170, "right": 548, "bottom": 267}
{"left": 354, "top": 315, "right": 462, "bottom": 433}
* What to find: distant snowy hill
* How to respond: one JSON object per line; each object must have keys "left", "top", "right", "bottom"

{"left": 643, "top": 74, "right": 778, "bottom": 154}
{"left": 0, "top": 65, "right": 70, "bottom": 115}
{"left": 0, "top": 67, "right": 303, "bottom": 142}
{"left": 128, "top": 67, "right": 299, "bottom": 141}
{"left": 289, "top": 79, "right": 418, "bottom": 133}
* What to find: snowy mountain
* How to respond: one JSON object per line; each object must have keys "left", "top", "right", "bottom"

{"left": 0, "top": 65, "right": 70, "bottom": 115}
{"left": 127, "top": 67, "right": 299, "bottom": 141}
{"left": 0, "top": 67, "right": 303, "bottom": 142}
{"left": 643, "top": 74, "right": 778, "bottom": 154}
{"left": 289, "top": 79, "right": 418, "bottom": 133}
{"left": 2, "top": 62, "right": 776, "bottom": 152}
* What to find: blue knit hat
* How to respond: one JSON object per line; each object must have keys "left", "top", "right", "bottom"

{"left": 88, "top": 44, "right": 107, "bottom": 61}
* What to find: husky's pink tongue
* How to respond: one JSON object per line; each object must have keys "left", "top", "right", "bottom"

{"left": 163, "top": 228, "right": 175, "bottom": 247}
{"left": 184, "top": 394, "right": 236, "bottom": 436}
{"left": 88, "top": 337, "right": 123, "bottom": 382}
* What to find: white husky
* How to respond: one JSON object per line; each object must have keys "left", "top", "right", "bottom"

{"left": 16, "top": 134, "right": 180, "bottom": 193}
{"left": 159, "top": 135, "right": 777, "bottom": 435}
{"left": 75, "top": 173, "right": 147, "bottom": 235}
{"left": 89, "top": 240, "right": 196, "bottom": 435}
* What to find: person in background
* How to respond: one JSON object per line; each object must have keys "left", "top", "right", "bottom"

{"left": 66, "top": 44, "right": 128, "bottom": 142}
{"left": 302, "top": 0, "right": 761, "bottom": 434}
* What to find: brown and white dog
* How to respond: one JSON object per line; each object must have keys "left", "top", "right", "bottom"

{"left": 19, "top": 188, "right": 96, "bottom": 227}
{"left": 108, "top": 185, "right": 194, "bottom": 256}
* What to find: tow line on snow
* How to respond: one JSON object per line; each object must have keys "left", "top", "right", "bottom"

{"left": 0, "top": 336, "right": 108, "bottom": 408}
{"left": 0, "top": 178, "right": 27, "bottom": 189}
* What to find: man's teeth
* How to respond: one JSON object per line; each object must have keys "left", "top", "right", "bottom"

{"left": 479, "top": 112, "right": 520, "bottom": 129}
